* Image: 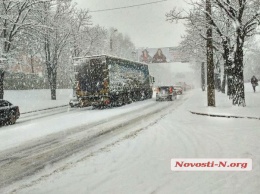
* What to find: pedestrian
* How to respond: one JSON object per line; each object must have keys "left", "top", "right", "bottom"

{"left": 251, "top": 75, "right": 258, "bottom": 92}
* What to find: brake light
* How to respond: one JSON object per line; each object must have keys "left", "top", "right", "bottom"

{"left": 104, "top": 99, "right": 110, "bottom": 105}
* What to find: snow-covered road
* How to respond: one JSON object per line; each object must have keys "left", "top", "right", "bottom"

{"left": 0, "top": 98, "right": 156, "bottom": 151}
{"left": 2, "top": 89, "right": 260, "bottom": 194}
{"left": 0, "top": 93, "right": 190, "bottom": 193}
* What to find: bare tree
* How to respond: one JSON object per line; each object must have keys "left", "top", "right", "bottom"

{"left": 167, "top": 0, "right": 260, "bottom": 106}
{"left": 0, "top": 0, "right": 49, "bottom": 99}
{"left": 84, "top": 25, "right": 108, "bottom": 56}
{"left": 70, "top": 9, "right": 92, "bottom": 58}
{"left": 212, "top": 0, "right": 260, "bottom": 106}
{"left": 38, "top": 0, "right": 75, "bottom": 100}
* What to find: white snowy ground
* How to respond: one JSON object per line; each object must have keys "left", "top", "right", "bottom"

{"left": 8, "top": 83, "right": 260, "bottom": 194}
{"left": 190, "top": 83, "right": 260, "bottom": 118}
{"left": 0, "top": 90, "right": 158, "bottom": 151}
{"left": 4, "top": 89, "right": 72, "bottom": 113}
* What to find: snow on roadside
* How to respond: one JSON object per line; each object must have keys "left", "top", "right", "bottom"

{"left": 13, "top": 88, "right": 260, "bottom": 194}
{"left": 4, "top": 89, "right": 72, "bottom": 113}
{"left": 189, "top": 83, "right": 260, "bottom": 118}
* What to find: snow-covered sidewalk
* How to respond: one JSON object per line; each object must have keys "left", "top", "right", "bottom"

{"left": 189, "top": 83, "right": 260, "bottom": 118}
{"left": 4, "top": 89, "right": 72, "bottom": 113}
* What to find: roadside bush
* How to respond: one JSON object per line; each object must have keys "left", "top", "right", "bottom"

{"left": 4, "top": 72, "right": 49, "bottom": 90}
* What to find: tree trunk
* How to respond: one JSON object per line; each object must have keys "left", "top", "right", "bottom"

{"left": 0, "top": 70, "right": 4, "bottom": 99}
{"left": 206, "top": 0, "right": 215, "bottom": 107}
{"left": 201, "top": 62, "right": 206, "bottom": 91}
{"left": 46, "top": 63, "right": 57, "bottom": 100}
{"left": 44, "top": 31, "right": 57, "bottom": 100}
{"left": 30, "top": 55, "right": 34, "bottom": 73}
{"left": 221, "top": 39, "right": 228, "bottom": 94}
{"left": 224, "top": 0, "right": 235, "bottom": 98}
{"left": 50, "top": 75, "right": 57, "bottom": 100}
{"left": 47, "top": 64, "right": 57, "bottom": 100}
{"left": 221, "top": 38, "right": 234, "bottom": 97}
{"left": 221, "top": 73, "right": 226, "bottom": 93}
{"left": 227, "top": 65, "right": 235, "bottom": 99}
{"left": 232, "top": 38, "right": 245, "bottom": 106}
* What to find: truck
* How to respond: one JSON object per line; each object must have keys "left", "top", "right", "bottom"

{"left": 70, "top": 55, "right": 154, "bottom": 108}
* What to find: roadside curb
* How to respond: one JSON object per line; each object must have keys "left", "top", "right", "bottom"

{"left": 21, "top": 104, "right": 68, "bottom": 115}
{"left": 190, "top": 111, "right": 260, "bottom": 120}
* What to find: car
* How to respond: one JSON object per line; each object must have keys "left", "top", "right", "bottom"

{"left": 173, "top": 85, "right": 183, "bottom": 95}
{"left": 0, "top": 100, "right": 20, "bottom": 125}
{"left": 156, "top": 86, "right": 177, "bottom": 101}
{"left": 69, "top": 98, "right": 80, "bottom": 107}
{"left": 176, "top": 82, "right": 191, "bottom": 91}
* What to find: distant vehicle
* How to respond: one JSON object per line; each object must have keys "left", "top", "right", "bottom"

{"left": 156, "top": 86, "right": 177, "bottom": 101}
{"left": 69, "top": 98, "right": 80, "bottom": 107}
{"left": 71, "top": 55, "right": 155, "bottom": 108}
{"left": 190, "top": 84, "right": 195, "bottom": 89}
{"left": 173, "top": 85, "right": 183, "bottom": 95}
{"left": 0, "top": 100, "right": 20, "bottom": 125}
{"left": 176, "top": 82, "right": 191, "bottom": 91}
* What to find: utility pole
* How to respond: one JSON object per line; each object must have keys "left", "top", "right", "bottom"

{"left": 0, "top": 69, "right": 4, "bottom": 99}
{"left": 201, "top": 62, "right": 205, "bottom": 91}
{"left": 226, "top": 0, "right": 234, "bottom": 99}
{"left": 0, "top": 56, "right": 7, "bottom": 99}
{"left": 110, "top": 29, "right": 117, "bottom": 54}
{"left": 132, "top": 50, "right": 137, "bottom": 61}
{"left": 206, "top": 0, "right": 215, "bottom": 106}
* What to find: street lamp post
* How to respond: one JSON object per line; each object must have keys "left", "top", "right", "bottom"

{"left": 206, "top": 0, "right": 215, "bottom": 107}
{"left": 0, "top": 58, "right": 6, "bottom": 99}
{"left": 110, "top": 29, "right": 117, "bottom": 54}
{"left": 132, "top": 50, "right": 137, "bottom": 61}
{"left": 201, "top": 62, "right": 205, "bottom": 91}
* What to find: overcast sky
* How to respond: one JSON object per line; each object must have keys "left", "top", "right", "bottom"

{"left": 73, "top": 0, "right": 188, "bottom": 48}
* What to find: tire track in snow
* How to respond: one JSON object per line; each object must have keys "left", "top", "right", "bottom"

{"left": 9, "top": 95, "right": 191, "bottom": 194}
{"left": 0, "top": 96, "right": 189, "bottom": 192}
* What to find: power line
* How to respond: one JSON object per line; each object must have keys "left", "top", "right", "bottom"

{"left": 89, "top": 0, "right": 169, "bottom": 13}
